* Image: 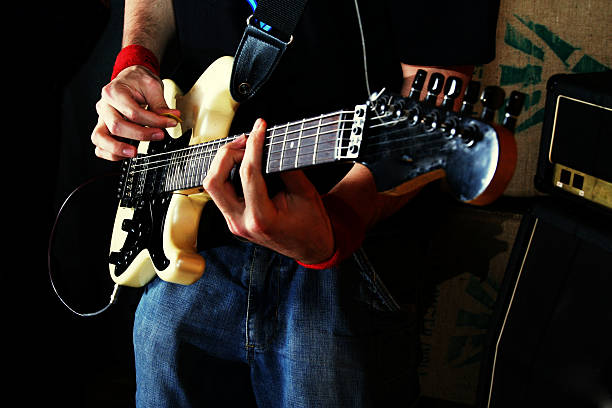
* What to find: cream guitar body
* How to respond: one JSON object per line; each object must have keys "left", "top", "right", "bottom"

{"left": 109, "top": 56, "right": 239, "bottom": 286}
{"left": 107, "top": 56, "right": 524, "bottom": 287}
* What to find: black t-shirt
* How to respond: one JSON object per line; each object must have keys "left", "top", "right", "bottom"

{"left": 169, "top": 0, "right": 499, "bottom": 192}
{"left": 170, "top": 0, "right": 499, "bottom": 117}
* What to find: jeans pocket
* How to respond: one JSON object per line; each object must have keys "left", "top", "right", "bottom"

{"left": 351, "top": 247, "right": 402, "bottom": 313}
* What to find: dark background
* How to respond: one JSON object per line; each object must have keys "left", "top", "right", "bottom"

{"left": 20, "top": 2, "right": 137, "bottom": 407}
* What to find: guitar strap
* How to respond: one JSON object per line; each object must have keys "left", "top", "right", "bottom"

{"left": 230, "top": 0, "right": 309, "bottom": 102}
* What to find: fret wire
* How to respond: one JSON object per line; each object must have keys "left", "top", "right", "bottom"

{"left": 294, "top": 119, "right": 304, "bottom": 169}
{"left": 176, "top": 148, "right": 183, "bottom": 189}
{"left": 190, "top": 145, "right": 199, "bottom": 187}
{"left": 279, "top": 122, "right": 288, "bottom": 171}
{"left": 128, "top": 135, "right": 444, "bottom": 196}
{"left": 129, "top": 112, "right": 355, "bottom": 168}
{"left": 130, "top": 133, "right": 447, "bottom": 182}
{"left": 130, "top": 125, "right": 443, "bottom": 174}
{"left": 313, "top": 114, "right": 322, "bottom": 165}
{"left": 128, "top": 106, "right": 476, "bottom": 194}
{"left": 266, "top": 120, "right": 352, "bottom": 148}
{"left": 169, "top": 149, "right": 175, "bottom": 190}
{"left": 170, "top": 148, "right": 176, "bottom": 190}
{"left": 336, "top": 112, "right": 347, "bottom": 159}
{"left": 187, "top": 146, "right": 193, "bottom": 187}
{"left": 264, "top": 110, "right": 354, "bottom": 133}
{"left": 132, "top": 136, "right": 449, "bottom": 195}
{"left": 181, "top": 146, "right": 188, "bottom": 188}
{"left": 130, "top": 120, "right": 350, "bottom": 170}
{"left": 265, "top": 126, "right": 273, "bottom": 174}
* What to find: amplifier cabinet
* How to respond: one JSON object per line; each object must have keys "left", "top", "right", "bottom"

{"left": 535, "top": 71, "right": 612, "bottom": 214}
{"left": 477, "top": 198, "right": 612, "bottom": 408}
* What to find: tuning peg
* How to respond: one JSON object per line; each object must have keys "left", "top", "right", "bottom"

{"left": 408, "top": 69, "right": 427, "bottom": 100}
{"left": 441, "top": 76, "right": 463, "bottom": 110}
{"left": 502, "top": 91, "right": 526, "bottom": 131}
{"left": 480, "top": 86, "right": 506, "bottom": 122}
{"left": 424, "top": 73, "right": 445, "bottom": 105}
{"left": 390, "top": 98, "right": 407, "bottom": 119}
{"left": 460, "top": 81, "right": 480, "bottom": 116}
{"left": 456, "top": 124, "right": 481, "bottom": 147}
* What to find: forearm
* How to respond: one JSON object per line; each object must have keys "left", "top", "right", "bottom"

{"left": 123, "top": 0, "right": 176, "bottom": 61}
{"left": 326, "top": 163, "right": 420, "bottom": 231}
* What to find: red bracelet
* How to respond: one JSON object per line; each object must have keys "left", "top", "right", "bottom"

{"left": 296, "top": 194, "right": 366, "bottom": 270}
{"left": 111, "top": 44, "right": 161, "bottom": 80}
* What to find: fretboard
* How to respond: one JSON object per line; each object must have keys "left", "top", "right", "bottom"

{"left": 120, "top": 110, "right": 355, "bottom": 201}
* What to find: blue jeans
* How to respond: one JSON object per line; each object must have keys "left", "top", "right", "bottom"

{"left": 133, "top": 241, "right": 420, "bottom": 407}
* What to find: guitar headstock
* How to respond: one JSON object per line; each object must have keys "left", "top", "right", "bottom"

{"left": 356, "top": 73, "right": 525, "bottom": 205}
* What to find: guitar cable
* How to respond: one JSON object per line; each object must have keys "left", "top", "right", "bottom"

{"left": 352, "top": 0, "right": 372, "bottom": 98}
{"left": 48, "top": 173, "right": 121, "bottom": 317}
{"left": 48, "top": 1, "right": 371, "bottom": 317}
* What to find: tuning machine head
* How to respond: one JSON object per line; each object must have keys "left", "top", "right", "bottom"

{"left": 441, "top": 76, "right": 463, "bottom": 110}
{"left": 424, "top": 72, "right": 445, "bottom": 105}
{"left": 408, "top": 69, "right": 428, "bottom": 100}
{"left": 502, "top": 91, "right": 526, "bottom": 131}
{"left": 480, "top": 86, "right": 506, "bottom": 122}
{"left": 460, "top": 81, "right": 481, "bottom": 116}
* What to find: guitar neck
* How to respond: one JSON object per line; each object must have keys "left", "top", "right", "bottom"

{"left": 121, "top": 109, "right": 357, "bottom": 200}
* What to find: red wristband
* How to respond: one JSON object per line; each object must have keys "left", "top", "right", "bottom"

{"left": 296, "top": 194, "right": 366, "bottom": 270}
{"left": 111, "top": 44, "right": 161, "bottom": 80}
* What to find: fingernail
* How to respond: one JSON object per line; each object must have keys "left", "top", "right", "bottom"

{"left": 123, "top": 147, "right": 136, "bottom": 157}
{"left": 152, "top": 132, "right": 164, "bottom": 140}
{"left": 235, "top": 133, "right": 248, "bottom": 146}
{"left": 253, "top": 118, "right": 263, "bottom": 131}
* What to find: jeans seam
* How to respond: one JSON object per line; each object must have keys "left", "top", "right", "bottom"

{"left": 245, "top": 245, "right": 258, "bottom": 362}
{"left": 352, "top": 247, "right": 402, "bottom": 312}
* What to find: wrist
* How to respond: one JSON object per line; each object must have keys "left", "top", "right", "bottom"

{"left": 111, "top": 44, "right": 161, "bottom": 80}
{"left": 296, "top": 194, "right": 366, "bottom": 270}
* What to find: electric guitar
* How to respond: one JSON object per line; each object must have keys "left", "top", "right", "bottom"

{"left": 108, "top": 56, "right": 524, "bottom": 287}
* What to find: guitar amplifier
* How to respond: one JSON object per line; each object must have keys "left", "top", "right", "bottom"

{"left": 476, "top": 198, "right": 612, "bottom": 408}
{"left": 534, "top": 71, "right": 612, "bottom": 214}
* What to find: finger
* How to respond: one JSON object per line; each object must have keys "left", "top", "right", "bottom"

{"left": 96, "top": 100, "right": 166, "bottom": 143}
{"left": 94, "top": 145, "right": 125, "bottom": 162}
{"left": 91, "top": 118, "right": 138, "bottom": 159}
{"left": 101, "top": 70, "right": 179, "bottom": 129}
{"left": 203, "top": 134, "right": 248, "bottom": 215}
{"left": 241, "top": 119, "right": 275, "bottom": 216}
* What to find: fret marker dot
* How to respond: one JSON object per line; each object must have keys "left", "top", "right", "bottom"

{"left": 290, "top": 142, "right": 295, "bottom": 148}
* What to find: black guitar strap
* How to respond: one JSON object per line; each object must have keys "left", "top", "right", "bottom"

{"left": 230, "top": 0, "right": 308, "bottom": 102}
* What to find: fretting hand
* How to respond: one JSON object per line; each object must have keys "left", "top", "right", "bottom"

{"left": 202, "top": 119, "right": 336, "bottom": 265}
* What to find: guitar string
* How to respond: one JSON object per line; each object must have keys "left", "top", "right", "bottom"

{"left": 130, "top": 126, "right": 448, "bottom": 174}
{"left": 128, "top": 105, "right": 453, "bottom": 174}
{"left": 125, "top": 127, "right": 450, "bottom": 190}
{"left": 121, "top": 135, "right": 450, "bottom": 195}
{"left": 166, "top": 137, "right": 449, "bottom": 192}
{"left": 131, "top": 125, "right": 347, "bottom": 168}
{"left": 120, "top": 105, "right": 459, "bottom": 195}
{"left": 127, "top": 117, "right": 354, "bottom": 172}
{"left": 127, "top": 128, "right": 345, "bottom": 176}
{"left": 129, "top": 115, "right": 355, "bottom": 169}
{"left": 127, "top": 113, "right": 446, "bottom": 175}
{"left": 129, "top": 110, "right": 354, "bottom": 164}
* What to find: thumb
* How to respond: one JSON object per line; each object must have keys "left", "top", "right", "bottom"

{"left": 146, "top": 94, "right": 182, "bottom": 122}
{"left": 136, "top": 75, "right": 182, "bottom": 122}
